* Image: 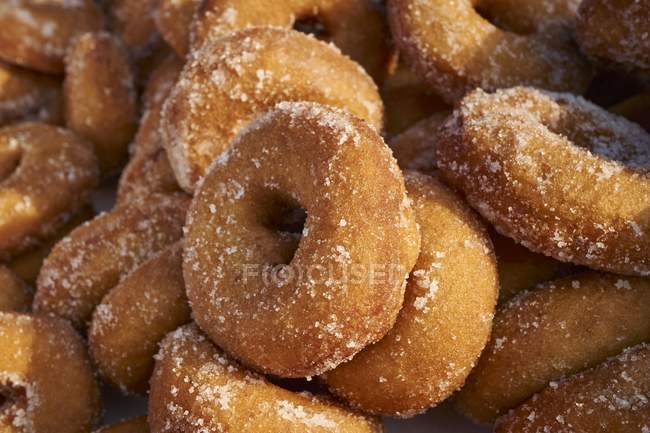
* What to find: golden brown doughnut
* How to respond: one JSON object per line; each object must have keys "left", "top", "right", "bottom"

{"left": 0, "top": 266, "right": 31, "bottom": 312}
{"left": 162, "top": 27, "right": 383, "bottom": 192}
{"left": 154, "top": 0, "right": 200, "bottom": 57}
{"left": 436, "top": 86, "right": 650, "bottom": 276}
{"left": 454, "top": 272, "right": 650, "bottom": 423}
{"left": 64, "top": 31, "right": 137, "bottom": 176}
{"left": 611, "top": 92, "right": 650, "bottom": 133}
{"left": 577, "top": 0, "right": 650, "bottom": 75}
{"left": 496, "top": 343, "right": 650, "bottom": 433}
{"left": 106, "top": 0, "right": 160, "bottom": 59}
{"left": 0, "top": 312, "right": 101, "bottom": 433}
{"left": 388, "top": 112, "right": 448, "bottom": 174}
{"left": 184, "top": 102, "right": 419, "bottom": 378}
{"left": 387, "top": 0, "right": 592, "bottom": 102}
{"left": 149, "top": 324, "right": 383, "bottom": 433}
{"left": 0, "top": 0, "right": 103, "bottom": 74}
{"left": 0, "top": 122, "right": 98, "bottom": 260}
{"left": 33, "top": 193, "right": 189, "bottom": 329}
{"left": 89, "top": 242, "right": 191, "bottom": 394}
{"left": 94, "top": 417, "right": 149, "bottom": 433}
{"left": 322, "top": 172, "right": 498, "bottom": 417}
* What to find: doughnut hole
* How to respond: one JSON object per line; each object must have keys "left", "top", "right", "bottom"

{"left": 0, "top": 381, "right": 26, "bottom": 414}
{"left": 0, "top": 143, "right": 20, "bottom": 180}
{"left": 293, "top": 14, "right": 329, "bottom": 39}
{"left": 260, "top": 190, "right": 307, "bottom": 265}
{"left": 473, "top": 5, "right": 530, "bottom": 35}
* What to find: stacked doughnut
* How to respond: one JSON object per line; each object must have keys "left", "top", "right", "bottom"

{"left": 0, "top": 0, "right": 647, "bottom": 432}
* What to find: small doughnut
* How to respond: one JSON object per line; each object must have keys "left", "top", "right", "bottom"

{"left": 0, "top": 0, "right": 103, "bottom": 74}
{"left": 388, "top": 112, "right": 448, "bottom": 174}
{"left": 94, "top": 417, "right": 149, "bottom": 433}
{"left": 0, "top": 312, "right": 100, "bottom": 433}
{"left": 155, "top": 0, "right": 200, "bottom": 57}
{"left": 64, "top": 32, "right": 138, "bottom": 176}
{"left": 33, "top": 193, "right": 190, "bottom": 329}
{"left": 184, "top": 102, "right": 419, "bottom": 377}
{"left": 0, "top": 266, "right": 31, "bottom": 312}
{"left": 577, "top": 0, "right": 650, "bottom": 75}
{"left": 149, "top": 324, "right": 383, "bottom": 433}
{"left": 89, "top": 242, "right": 191, "bottom": 394}
{"left": 106, "top": 0, "right": 160, "bottom": 59}
{"left": 495, "top": 343, "right": 650, "bottom": 433}
{"left": 436, "top": 87, "right": 650, "bottom": 276}
{"left": 610, "top": 92, "right": 650, "bottom": 133}
{"left": 0, "top": 61, "right": 62, "bottom": 126}
{"left": 387, "top": 0, "right": 592, "bottom": 103}
{"left": 162, "top": 27, "right": 384, "bottom": 192}
{"left": 0, "top": 122, "right": 98, "bottom": 260}
{"left": 454, "top": 272, "right": 650, "bottom": 423}
{"left": 322, "top": 172, "right": 498, "bottom": 417}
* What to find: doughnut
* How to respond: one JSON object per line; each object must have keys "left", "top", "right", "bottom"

{"left": 611, "top": 92, "right": 650, "bottom": 133}
{"left": 0, "top": 266, "right": 31, "bottom": 312}
{"left": 495, "top": 343, "right": 650, "bottom": 433}
{"left": 89, "top": 242, "right": 191, "bottom": 394}
{"left": 577, "top": 0, "right": 650, "bottom": 75}
{"left": 106, "top": 0, "right": 160, "bottom": 59}
{"left": 321, "top": 172, "right": 498, "bottom": 417}
{"left": 0, "top": 122, "right": 98, "bottom": 260}
{"left": 155, "top": 0, "right": 200, "bottom": 57}
{"left": 94, "top": 417, "right": 149, "bottom": 433}
{"left": 0, "top": 61, "right": 62, "bottom": 126}
{"left": 33, "top": 193, "right": 190, "bottom": 329}
{"left": 388, "top": 112, "right": 448, "bottom": 174}
{"left": 435, "top": 86, "right": 650, "bottom": 277}
{"left": 184, "top": 102, "right": 419, "bottom": 377}
{"left": 149, "top": 324, "right": 383, "bottom": 433}
{"left": 0, "top": 312, "right": 100, "bottom": 433}
{"left": 454, "top": 272, "right": 650, "bottom": 423}
{"left": 64, "top": 32, "right": 138, "bottom": 176}
{"left": 387, "top": 0, "right": 592, "bottom": 103}
{"left": 162, "top": 27, "right": 384, "bottom": 192}
{"left": 0, "top": 0, "right": 103, "bottom": 74}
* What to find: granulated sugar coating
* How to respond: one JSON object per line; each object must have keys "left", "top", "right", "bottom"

{"left": 106, "top": 0, "right": 160, "bottom": 60}
{"left": 454, "top": 272, "right": 650, "bottom": 423}
{"left": 184, "top": 102, "right": 419, "bottom": 378}
{"left": 0, "top": 312, "right": 100, "bottom": 433}
{"left": 322, "top": 172, "right": 498, "bottom": 417}
{"left": 33, "top": 193, "right": 189, "bottom": 329}
{"left": 495, "top": 343, "right": 650, "bottom": 433}
{"left": 155, "top": 0, "right": 200, "bottom": 56}
{"left": 387, "top": 0, "right": 592, "bottom": 103}
{"left": 436, "top": 86, "right": 650, "bottom": 276}
{"left": 148, "top": 324, "right": 383, "bottom": 433}
{"left": 0, "top": 0, "right": 103, "bottom": 73}
{"left": 0, "top": 122, "right": 98, "bottom": 261}
{"left": 161, "top": 27, "right": 383, "bottom": 192}
{"left": 0, "top": 266, "right": 31, "bottom": 312}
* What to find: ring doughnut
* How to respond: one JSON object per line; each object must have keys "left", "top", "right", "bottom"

{"left": 64, "top": 32, "right": 138, "bottom": 176}
{"left": 94, "top": 417, "right": 148, "bottom": 433}
{"left": 34, "top": 193, "right": 189, "bottom": 329}
{"left": 105, "top": 0, "right": 159, "bottom": 60}
{"left": 495, "top": 343, "right": 650, "bottom": 433}
{"left": 89, "top": 242, "right": 190, "bottom": 394}
{"left": 155, "top": 0, "right": 200, "bottom": 57}
{"left": 162, "top": 27, "right": 383, "bottom": 192}
{"left": 389, "top": 112, "right": 448, "bottom": 174}
{"left": 0, "top": 266, "right": 31, "bottom": 312}
{"left": 435, "top": 86, "right": 650, "bottom": 276}
{"left": 0, "top": 0, "right": 103, "bottom": 74}
{"left": 149, "top": 324, "right": 383, "bottom": 433}
{"left": 0, "top": 122, "right": 98, "bottom": 260}
{"left": 0, "top": 312, "right": 100, "bottom": 433}
{"left": 454, "top": 272, "right": 650, "bottom": 423}
{"left": 184, "top": 102, "right": 419, "bottom": 377}
{"left": 321, "top": 172, "right": 498, "bottom": 417}
{"left": 387, "top": 0, "right": 593, "bottom": 103}
{"left": 577, "top": 0, "right": 650, "bottom": 75}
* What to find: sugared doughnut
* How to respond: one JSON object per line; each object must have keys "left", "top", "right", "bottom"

{"left": 0, "top": 0, "right": 103, "bottom": 73}
{"left": 454, "top": 272, "right": 650, "bottom": 423}
{"left": 106, "top": 0, "right": 160, "bottom": 59}
{"left": 149, "top": 324, "right": 383, "bottom": 433}
{"left": 0, "top": 266, "right": 31, "bottom": 312}
{"left": 0, "top": 312, "right": 100, "bottom": 433}
{"left": 64, "top": 32, "right": 137, "bottom": 176}
{"left": 495, "top": 343, "right": 650, "bottom": 433}
{"left": 577, "top": 0, "right": 650, "bottom": 75}
{"left": 322, "top": 172, "right": 498, "bottom": 417}
{"left": 611, "top": 92, "right": 650, "bottom": 132}
{"left": 89, "top": 242, "right": 190, "bottom": 394}
{"left": 436, "top": 87, "right": 650, "bottom": 276}
{"left": 94, "top": 417, "right": 149, "bottom": 433}
{"left": 387, "top": 0, "right": 592, "bottom": 103}
{"left": 155, "top": 0, "right": 200, "bottom": 57}
{"left": 0, "top": 122, "right": 98, "bottom": 260}
{"left": 162, "top": 27, "right": 383, "bottom": 192}
{"left": 184, "top": 102, "right": 419, "bottom": 377}
{"left": 34, "top": 193, "right": 189, "bottom": 329}
{"left": 388, "top": 112, "right": 448, "bottom": 174}
{"left": 0, "top": 61, "right": 62, "bottom": 126}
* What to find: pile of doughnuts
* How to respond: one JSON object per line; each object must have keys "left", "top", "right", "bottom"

{"left": 0, "top": 0, "right": 647, "bottom": 432}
